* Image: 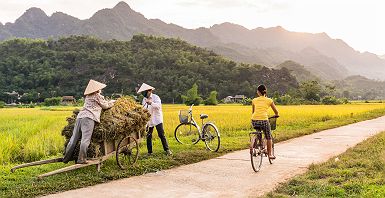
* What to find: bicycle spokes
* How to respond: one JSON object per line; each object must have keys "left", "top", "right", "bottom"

{"left": 203, "top": 124, "right": 220, "bottom": 152}
{"left": 174, "top": 123, "right": 200, "bottom": 145}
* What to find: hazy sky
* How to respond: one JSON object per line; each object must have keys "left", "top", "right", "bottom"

{"left": 0, "top": 0, "right": 384, "bottom": 55}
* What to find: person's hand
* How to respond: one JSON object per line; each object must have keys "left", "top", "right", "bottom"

{"left": 111, "top": 100, "right": 116, "bottom": 103}
{"left": 146, "top": 98, "right": 152, "bottom": 105}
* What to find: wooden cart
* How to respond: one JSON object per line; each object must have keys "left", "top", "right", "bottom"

{"left": 11, "top": 131, "right": 141, "bottom": 179}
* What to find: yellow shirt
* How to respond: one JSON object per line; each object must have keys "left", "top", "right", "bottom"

{"left": 251, "top": 96, "right": 273, "bottom": 120}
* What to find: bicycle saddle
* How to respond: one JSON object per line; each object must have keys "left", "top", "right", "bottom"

{"left": 200, "top": 114, "right": 208, "bottom": 119}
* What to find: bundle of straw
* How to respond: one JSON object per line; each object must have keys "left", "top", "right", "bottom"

{"left": 61, "top": 97, "right": 150, "bottom": 159}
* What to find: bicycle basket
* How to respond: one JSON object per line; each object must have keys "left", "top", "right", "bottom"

{"left": 269, "top": 117, "right": 277, "bottom": 130}
{"left": 179, "top": 110, "right": 190, "bottom": 123}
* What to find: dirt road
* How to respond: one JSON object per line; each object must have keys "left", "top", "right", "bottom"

{"left": 44, "top": 116, "right": 385, "bottom": 198}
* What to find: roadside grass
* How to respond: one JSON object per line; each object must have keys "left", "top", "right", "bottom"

{"left": 1, "top": 104, "right": 385, "bottom": 197}
{"left": 265, "top": 131, "right": 385, "bottom": 197}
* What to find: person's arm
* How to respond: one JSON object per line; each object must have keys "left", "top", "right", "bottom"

{"left": 149, "top": 95, "right": 161, "bottom": 110}
{"left": 97, "top": 94, "right": 115, "bottom": 109}
{"left": 252, "top": 102, "right": 255, "bottom": 114}
{"left": 270, "top": 102, "right": 279, "bottom": 116}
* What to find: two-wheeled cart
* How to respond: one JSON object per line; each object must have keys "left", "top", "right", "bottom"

{"left": 11, "top": 131, "right": 141, "bottom": 179}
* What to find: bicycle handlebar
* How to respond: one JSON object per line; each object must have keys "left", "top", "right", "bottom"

{"left": 269, "top": 115, "right": 279, "bottom": 119}
{"left": 189, "top": 104, "right": 194, "bottom": 111}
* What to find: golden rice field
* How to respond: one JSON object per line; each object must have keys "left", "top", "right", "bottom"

{"left": 1, "top": 103, "right": 385, "bottom": 165}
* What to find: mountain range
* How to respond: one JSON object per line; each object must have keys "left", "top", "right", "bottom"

{"left": 1, "top": 1, "right": 384, "bottom": 80}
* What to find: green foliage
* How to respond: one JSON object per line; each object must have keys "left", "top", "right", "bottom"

{"left": 0, "top": 101, "right": 5, "bottom": 108}
{"left": 181, "top": 84, "right": 203, "bottom": 106}
{"left": 273, "top": 94, "right": 301, "bottom": 105}
{"left": 241, "top": 98, "right": 252, "bottom": 105}
{"left": 321, "top": 96, "right": 342, "bottom": 105}
{"left": 300, "top": 81, "right": 321, "bottom": 102}
{"left": 276, "top": 60, "right": 320, "bottom": 82}
{"left": 0, "top": 35, "right": 299, "bottom": 104}
{"left": 43, "top": 97, "right": 62, "bottom": 106}
{"left": 204, "top": 91, "right": 218, "bottom": 105}
{"left": 333, "top": 75, "right": 385, "bottom": 100}
{"left": 76, "top": 98, "right": 85, "bottom": 106}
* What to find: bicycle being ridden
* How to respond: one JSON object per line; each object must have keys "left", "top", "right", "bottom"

{"left": 249, "top": 85, "right": 279, "bottom": 172}
{"left": 250, "top": 115, "right": 279, "bottom": 172}
{"left": 174, "top": 104, "right": 220, "bottom": 152}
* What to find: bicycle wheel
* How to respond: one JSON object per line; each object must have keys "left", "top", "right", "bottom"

{"left": 174, "top": 123, "right": 200, "bottom": 145}
{"left": 116, "top": 136, "right": 139, "bottom": 170}
{"left": 251, "top": 135, "right": 263, "bottom": 172}
{"left": 203, "top": 123, "right": 220, "bottom": 152}
{"left": 268, "top": 137, "right": 275, "bottom": 164}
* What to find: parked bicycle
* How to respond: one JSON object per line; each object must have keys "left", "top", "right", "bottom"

{"left": 174, "top": 104, "right": 220, "bottom": 152}
{"left": 249, "top": 115, "right": 279, "bottom": 172}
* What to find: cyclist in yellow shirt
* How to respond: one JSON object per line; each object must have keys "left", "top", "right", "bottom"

{"left": 251, "top": 85, "right": 279, "bottom": 159}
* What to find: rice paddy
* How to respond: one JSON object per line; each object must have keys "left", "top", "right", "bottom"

{"left": 1, "top": 103, "right": 385, "bottom": 165}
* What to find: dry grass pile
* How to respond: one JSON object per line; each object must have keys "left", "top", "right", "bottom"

{"left": 61, "top": 97, "right": 150, "bottom": 159}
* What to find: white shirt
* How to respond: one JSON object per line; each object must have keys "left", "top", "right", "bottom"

{"left": 142, "top": 93, "right": 163, "bottom": 127}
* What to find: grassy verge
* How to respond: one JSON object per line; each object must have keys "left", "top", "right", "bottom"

{"left": 1, "top": 105, "right": 385, "bottom": 197}
{"left": 266, "top": 131, "right": 385, "bottom": 197}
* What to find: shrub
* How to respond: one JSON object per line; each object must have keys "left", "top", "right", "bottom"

{"left": 204, "top": 91, "right": 218, "bottom": 105}
{"left": 241, "top": 98, "right": 252, "bottom": 105}
{"left": 76, "top": 98, "right": 85, "bottom": 106}
{"left": 322, "top": 96, "right": 341, "bottom": 105}
{"left": 0, "top": 101, "right": 5, "bottom": 108}
{"left": 181, "top": 84, "right": 203, "bottom": 106}
{"left": 43, "top": 97, "right": 62, "bottom": 106}
{"left": 340, "top": 98, "right": 350, "bottom": 104}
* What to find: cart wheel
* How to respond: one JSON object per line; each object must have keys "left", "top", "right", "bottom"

{"left": 116, "top": 136, "right": 139, "bottom": 170}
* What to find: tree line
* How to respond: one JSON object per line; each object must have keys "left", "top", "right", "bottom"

{"left": 0, "top": 35, "right": 299, "bottom": 104}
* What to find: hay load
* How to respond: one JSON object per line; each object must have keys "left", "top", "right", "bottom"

{"left": 61, "top": 97, "right": 150, "bottom": 160}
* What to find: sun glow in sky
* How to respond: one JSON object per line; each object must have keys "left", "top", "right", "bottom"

{"left": 0, "top": 0, "right": 384, "bottom": 55}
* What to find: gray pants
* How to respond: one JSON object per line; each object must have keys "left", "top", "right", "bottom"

{"left": 63, "top": 117, "right": 95, "bottom": 163}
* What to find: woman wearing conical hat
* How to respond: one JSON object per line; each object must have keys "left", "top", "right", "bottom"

{"left": 63, "top": 79, "right": 115, "bottom": 164}
{"left": 137, "top": 83, "right": 172, "bottom": 156}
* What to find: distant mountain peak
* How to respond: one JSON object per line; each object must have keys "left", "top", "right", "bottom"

{"left": 16, "top": 7, "right": 48, "bottom": 24}
{"left": 51, "top": 12, "right": 80, "bottom": 22}
{"left": 211, "top": 22, "right": 250, "bottom": 31}
{"left": 22, "top": 7, "right": 48, "bottom": 18}
{"left": 113, "top": 1, "right": 133, "bottom": 12}
{"left": 267, "top": 25, "right": 287, "bottom": 32}
{"left": 51, "top": 12, "right": 70, "bottom": 17}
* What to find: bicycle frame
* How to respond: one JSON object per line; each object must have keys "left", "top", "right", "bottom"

{"left": 175, "top": 104, "right": 221, "bottom": 152}
{"left": 249, "top": 131, "right": 265, "bottom": 151}
{"left": 187, "top": 104, "right": 218, "bottom": 139}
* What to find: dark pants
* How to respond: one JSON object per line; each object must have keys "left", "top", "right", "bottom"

{"left": 147, "top": 123, "right": 169, "bottom": 153}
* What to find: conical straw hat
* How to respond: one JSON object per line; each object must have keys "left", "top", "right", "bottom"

{"left": 84, "top": 79, "right": 107, "bottom": 95}
{"left": 137, "top": 83, "right": 155, "bottom": 93}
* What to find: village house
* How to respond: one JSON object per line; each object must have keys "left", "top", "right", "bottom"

{"left": 61, "top": 96, "right": 76, "bottom": 105}
{"left": 223, "top": 95, "right": 246, "bottom": 103}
